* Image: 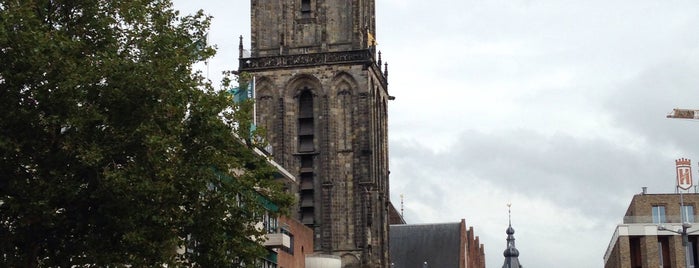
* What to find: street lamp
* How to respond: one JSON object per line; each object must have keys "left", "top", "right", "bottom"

{"left": 658, "top": 222, "right": 692, "bottom": 244}
{"left": 658, "top": 221, "right": 699, "bottom": 267}
{"left": 666, "top": 113, "right": 699, "bottom": 266}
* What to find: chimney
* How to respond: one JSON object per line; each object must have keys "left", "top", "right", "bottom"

{"left": 642, "top": 187, "right": 647, "bottom": 195}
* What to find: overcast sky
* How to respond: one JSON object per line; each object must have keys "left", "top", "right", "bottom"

{"left": 173, "top": 1, "right": 699, "bottom": 267}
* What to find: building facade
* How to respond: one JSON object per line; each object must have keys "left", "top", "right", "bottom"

{"left": 389, "top": 220, "right": 486, "bottom": 268}
{"left": 604, "top": 191, "right": 699, "bottom": 268}
{"left": 247, "top": 147, "right": 314, "bottom": 268}
{"left": 239, "top": 1, "right": 391, "bottom": 267}
{"left": 272, "top": 216, "right": 315, "bottom": 268}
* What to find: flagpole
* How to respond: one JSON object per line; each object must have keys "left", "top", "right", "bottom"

{"left": 252, "top": 76, "right": 256, "bottom": 126}
{"left": 206, "top": 33, "right": 210, "bottom": 81}
{"left": 680, "top": 185, "right": 692, "bottom": 268}
{"left": 674, "top": 158, "right": 693, "bottom": 267}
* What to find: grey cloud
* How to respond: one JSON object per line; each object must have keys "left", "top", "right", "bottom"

{"left": 391, "top": 128, "right": 661, "bottom": 219}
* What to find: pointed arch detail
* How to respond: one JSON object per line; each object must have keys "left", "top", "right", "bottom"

{"left": 330, "top": 72, "right": 358, "bottom": 152}
{"left": 285, "top": 73, "right": 324, "bottom": 98}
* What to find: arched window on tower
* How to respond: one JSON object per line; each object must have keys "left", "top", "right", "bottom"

{"left": 297, "top": 88, "right": 316, "bottom": 227}
{"left": 298, "top": 89, "right": 314, "bottom": 153}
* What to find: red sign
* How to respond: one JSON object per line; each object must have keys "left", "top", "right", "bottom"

{"left": 676, "top": 158, "right": 693, "bottom": 190}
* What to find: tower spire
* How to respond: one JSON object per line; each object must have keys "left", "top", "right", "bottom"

{"left": 503, "top": 203, "right": 522, "bottom": 268}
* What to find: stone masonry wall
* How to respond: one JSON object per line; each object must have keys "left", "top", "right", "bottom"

{"left": 248, "top": 62, "right": 390, "bottom": 267}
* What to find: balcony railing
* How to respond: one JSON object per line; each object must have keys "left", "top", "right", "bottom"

{"left": 263, "top": 232, "right": 291, "bottom": 249}
{"left": 623, "top": 215, "right": 696, "bottom": 224}
{"left": 238, "top": 49, "right": 388, "bottom": 87}
{"left": 240, "top": 50, "right": 372, "bottom": 71}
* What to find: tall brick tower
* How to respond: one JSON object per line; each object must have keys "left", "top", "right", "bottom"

{"left": 239, "top": 1, "right": 391, "bottom": 267}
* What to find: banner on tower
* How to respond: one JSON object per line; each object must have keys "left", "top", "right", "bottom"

{"left": 676, "top": 158, "right": 693, "bottom": 190}
{"left": 229, "top": 78, "right": 254, "bottom": 104}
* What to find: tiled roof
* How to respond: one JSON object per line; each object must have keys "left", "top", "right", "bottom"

{"left": 389, "top": 223, "right": 461, "bottom": 267}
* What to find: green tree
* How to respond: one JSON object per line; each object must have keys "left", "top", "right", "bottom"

{"left": 0, "top": 0, "right": 291, "bottom": 267}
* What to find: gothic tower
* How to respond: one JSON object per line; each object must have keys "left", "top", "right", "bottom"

{"left": 239, "top": 1, "right": 391, "bottom": 267}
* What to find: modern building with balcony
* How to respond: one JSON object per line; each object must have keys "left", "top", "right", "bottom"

{"left": 260, "top": 215, "right": 315, "bottom": 268}
{"left": 249, "top": 147, "right": 316, "bottom": 268}
{"left": 604, "top": 189, "right": 699, "bottom": 268}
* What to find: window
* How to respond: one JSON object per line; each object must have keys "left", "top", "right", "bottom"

{"left": 297, "top": 88, "right": 316, "bottom": 226}
{"left": 301, "top": 0, "right": 311, "bottom": 13}
{"left": 690, "top": 237, "right": 699, "bottom": 268}
{"left": 263, "top": 212, "right": 278, "bottom": 234}
{"left": 298, "top": 90, "right": 315, "bottom": 152}
{"left": 630, "top": 237, "right": 642, "bottom": 267}
{"left": 658, "top": 241, "right": 664, "bottom": 267}
{"left": 683, "top": 205, "right": 695, "bottom": 223}
{"left": 261, "top": 259, "right": 277, "bottom": 268}
{"left": 281, "top": 227, "right": 294, "bottom": 255}
{"left": 658, "top": 236, "right": 671, "bottom": 267}
{"left": 299, "top": 136, "right": 314, "bottom": 152}
{"left": 653, "top": 205, "right": 666, "bottom": 224}
{"left": 298, "top": 90, "right": 313, "bottom": 118}
{"left": 687, "top": 241, "right": 696, "bottom": 268}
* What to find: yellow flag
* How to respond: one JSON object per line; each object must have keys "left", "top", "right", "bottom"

{"left": 367, "top": 32, "right": 377, "bottom": 46}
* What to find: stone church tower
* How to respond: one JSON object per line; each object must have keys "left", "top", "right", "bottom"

{"left": 238, "top": 1, "right": 391, "bottom": 267}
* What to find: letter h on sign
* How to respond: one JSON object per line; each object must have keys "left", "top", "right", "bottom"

{"left": 676, "top": 158, "right": 693, "bottom": 190}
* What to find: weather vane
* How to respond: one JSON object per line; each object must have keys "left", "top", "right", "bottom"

{"left": 507, "top": 202, "right": 512, "bottom": 225}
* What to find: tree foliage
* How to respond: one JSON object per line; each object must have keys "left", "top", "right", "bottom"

{"left": 0, "top": 0, "right": 292, "bottom": 267}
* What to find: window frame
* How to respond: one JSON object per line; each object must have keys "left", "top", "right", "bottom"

{"left": 682, "top": 204, "right": 695, "bottom": 223}
{"left": 652, "top": 205, "right": 666, "bottom": 224}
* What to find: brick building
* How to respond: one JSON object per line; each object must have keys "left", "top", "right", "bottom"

{"left": 604, "top": 190, "right": 699, "bottom": 268}
{"left": 275, "top": 216, "right": 315, "bottom": 268}
{"left": 247, "top": 147, "right": 315, "bottom": 268}
{"left": 239, "top": 1, "right": 392, "bottom": 267}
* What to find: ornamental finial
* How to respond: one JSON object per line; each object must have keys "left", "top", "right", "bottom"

{"left": 238, "top": 35, "right": 243, "bottom": 59}
{"left": 507, "top": 202, "right": 512, "bottom": 226}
